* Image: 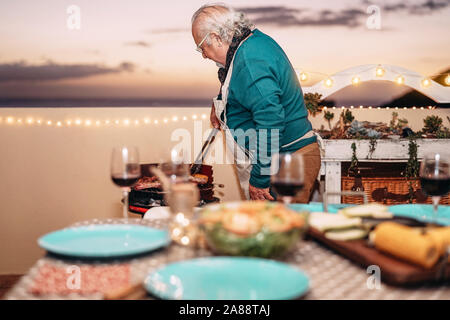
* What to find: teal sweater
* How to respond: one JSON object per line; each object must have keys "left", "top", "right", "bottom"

{"left": 221, "top": 29, "right": 316, "bottom": 189}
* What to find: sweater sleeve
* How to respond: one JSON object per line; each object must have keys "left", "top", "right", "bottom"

{"left": 232, "top": 57, "right": 285, "bottom": 188}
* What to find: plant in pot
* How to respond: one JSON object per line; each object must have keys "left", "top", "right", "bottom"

{"left": 422, "top": 115, "right": 443, "bottom": 137}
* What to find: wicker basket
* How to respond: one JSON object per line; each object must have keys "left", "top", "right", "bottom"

{"left": 341, "top": 176, "right": 450, "bottom": 205}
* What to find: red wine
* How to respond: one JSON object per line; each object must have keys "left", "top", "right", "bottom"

{"left": 420, "top": 177, "right": 450, "bottom": 196}
{"left": 272, "top": 180, "right": 304, "bottom": 197}
{"left": 112, "top": 176, "right": 140, "bottom": 188}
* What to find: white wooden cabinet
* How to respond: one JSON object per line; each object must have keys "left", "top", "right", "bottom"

{"left": 319, "top": 139, "right": 450, "bottom": 203}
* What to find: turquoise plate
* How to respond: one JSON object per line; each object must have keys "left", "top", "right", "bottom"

{"left": 388, "top": 204, "right": 450, "bottom": 226}
{"left": 38, "top": 224, "right": 170, "bottom": 258}
{"left": 145, "top": 257, "right": 309, "bottom": 300}
{"left": 289, "top": 202, "right": 354, "bottom": 213}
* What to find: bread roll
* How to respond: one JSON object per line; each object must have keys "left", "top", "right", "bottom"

{"left": 373, "top": 222, "right": 441, "bottom": 269}
{"left": 427, "top": 227, "right": 450, "bottom": 260}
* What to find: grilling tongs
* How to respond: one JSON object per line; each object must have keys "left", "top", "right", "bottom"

{"left": 190, "top": 128, "right": 219, "bottom": 175}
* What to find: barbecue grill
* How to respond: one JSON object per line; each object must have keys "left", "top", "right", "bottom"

{"left": 128, "top": 163, "right": 221, "bottom": 215}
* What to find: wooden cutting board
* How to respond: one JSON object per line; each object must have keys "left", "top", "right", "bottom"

{"left": 307, "top": 227, "right": 450, "bottom": 286}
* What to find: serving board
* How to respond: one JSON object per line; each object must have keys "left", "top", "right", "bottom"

{"left": 307, "top": 227, "right": 450, "bottom": 286}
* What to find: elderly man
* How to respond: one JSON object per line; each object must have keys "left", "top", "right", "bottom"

{"left": 191, "top": 4, "right": 321, "bottom": 202}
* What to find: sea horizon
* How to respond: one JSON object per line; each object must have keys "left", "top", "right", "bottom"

{"left": 0, "top": 97, "right": 213, "bottom": 108}
{"left": 0, "top": 96, "right": 447, "bottom": 108}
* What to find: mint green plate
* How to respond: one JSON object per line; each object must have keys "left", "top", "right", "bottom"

{"left": 145, "top": 257, "right": 309, "bottom": 300}
{"left": 38, "top": 224, "right": 170, "bottom": 258}
{"left": 388, "top": 204, "right": 450, "bottom": 226}
{"left": 289, "top": 202, "right": 354, "bottom": 213}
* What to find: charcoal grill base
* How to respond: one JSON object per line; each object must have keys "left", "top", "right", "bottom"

{"left": 128, "top": 196, "right": 220, "bottom": 215}
{"left": 128, "top": 163, "right": 220, "bottom": 215}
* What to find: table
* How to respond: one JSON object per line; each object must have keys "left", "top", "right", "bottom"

{"left": 5, "top": 218, "right": 450, "bottom": 300}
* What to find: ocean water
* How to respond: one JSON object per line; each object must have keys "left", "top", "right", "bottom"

{"left": 0, "top": 98, "right": 212, "bottom": 108}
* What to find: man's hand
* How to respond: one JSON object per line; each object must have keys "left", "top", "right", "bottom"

{"left": 210, "top": 102, "right": 220, "bottom": 129}
{"left": 249, "top": 184, "right": 275, "bottom": 201}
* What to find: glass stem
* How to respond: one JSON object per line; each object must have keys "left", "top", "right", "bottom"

{"left": 282, "top": 196, "right": 293, "bottom": 205}
{"left": 122, "top": 189, "right": 129, "bottom": 219}
{"left": 431, "top": 196, "right": 440, "bottom": 224}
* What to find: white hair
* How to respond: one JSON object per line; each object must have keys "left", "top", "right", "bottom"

{"left": 191, "top": 3, "right": 254, "bottom": 45}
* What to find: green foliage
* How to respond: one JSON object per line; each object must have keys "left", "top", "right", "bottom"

{"left": 367, "top": 137, "right": 377, "bottom": 159}
{"left": 404, "top": 137, "right": 419, "bottom": 179}
{"left": 323, "top": 111, "right": 334, "bottom": 129}
{"left": 324, "top": 110, "right": 334, "bottom": 121}
{"left": 403, "top": 136, "right": 419, "bottom": 203}
{"left": 423, "top": 115, "right": 443, "bottom": 134}
{"left": 389, "top": 112, "right": 408, "bottom": 133}
{"left": 348, "top": 142, "right": 359, "bottom": 175}
{"left": 304, "top": 93, "right": 324, "bottom": 117}
{"left": 436, "top": 127, "right": 450, "bottom": 139}
{"left": 341, "top": 109, "right": 354, "bottom": 125}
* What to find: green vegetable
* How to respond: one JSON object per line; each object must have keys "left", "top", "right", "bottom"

{"left": 200, "top": 223, "right": 303, "bottom": 258}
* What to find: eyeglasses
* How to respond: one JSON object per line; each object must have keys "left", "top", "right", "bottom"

{"left": 196, "top": 32, "right": 210, "bottom": 54}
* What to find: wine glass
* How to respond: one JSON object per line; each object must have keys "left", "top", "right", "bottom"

{"left": 162, "top": 161, "right": 199, "bottom": 246}
{"left": 419, "top": 153, "right": 450, "bottom": 225}
{"left": 111, "top": 146, "right": 141, "bottom": 218}
{"left": 271, "top": 153, "right": 305, "bottom": 205}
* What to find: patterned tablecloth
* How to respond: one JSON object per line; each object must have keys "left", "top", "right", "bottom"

{"left": 5, "top": 218, "right": 450, "bottom": 300}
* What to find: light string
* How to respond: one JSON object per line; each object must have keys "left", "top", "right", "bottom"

{"left": 295, "top": 64, "right": 450, "bottom": 88}
{"left": 0, "top": 113, "right": 208, "bottom": 127}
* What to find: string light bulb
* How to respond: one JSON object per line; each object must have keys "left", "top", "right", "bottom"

{"left": 445, "top": 74, "right": 450, "bottom": 86}
{"left": 351, "top": 76, "right": 361, "bottom": 86}
{"left": 421, "top": 78, "right": 431, "bottom": 88}
{"left": 395, "top": 75, "right": 405, "bottom": 85}
{"left": 299, "top": 72, "right": 308, "bottom": 82}
{"left": 324, "top": 77, "right": 334, "bottom": 88}
{"left": 376, "top": 65, "right": 385, "bottom": 77}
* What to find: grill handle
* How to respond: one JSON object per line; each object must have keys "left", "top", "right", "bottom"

{"left": 191, "top": 128, "right": 219, "bottom": 175}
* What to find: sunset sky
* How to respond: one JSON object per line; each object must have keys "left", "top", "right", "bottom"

{"left": 0, "top": 0, "right": 449, "bottom": 105}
